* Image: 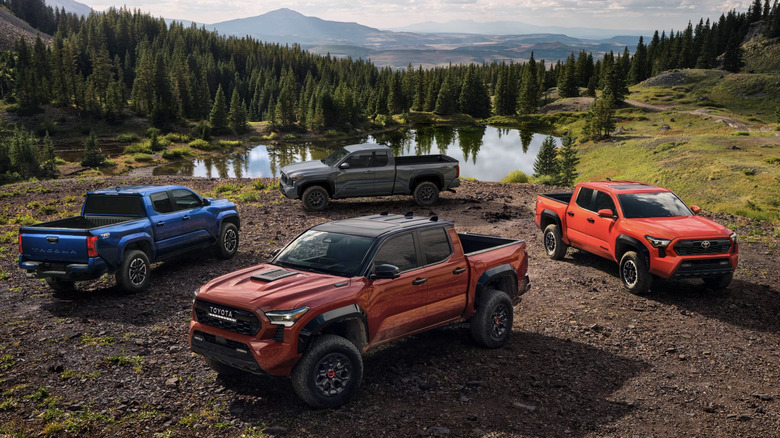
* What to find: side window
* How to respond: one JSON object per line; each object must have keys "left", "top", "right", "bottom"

{"left": 149, "top": 192, "right": 174, "bottom": 213}
{"left": 419, "top": 227, "right": 452, "bottom": 265}
{"left": 575, "top": 187, "right": 595, "bottom": 211}
{"left": 593, "top": 190, "right": 616, "bottom": 214}
{"left": 373, "top": 151, "right": 389, "bottom": 167}
{"left": 170, "top": 189, "right": 202, "bottom": 211}
{"left": 345, "top": 153, "right": 372, "bottom": 169}
{"left": 372, "top": 233, "right": 419, "bottom": 273}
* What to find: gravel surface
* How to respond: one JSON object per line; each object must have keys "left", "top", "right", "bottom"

{"left": 0, "top": 176, "right": 778, "bottom": 437}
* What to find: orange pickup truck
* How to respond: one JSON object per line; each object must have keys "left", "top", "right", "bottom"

{"left": 190, "top": 213, "right": 529, "bottom": 408}
{"left": 535, "top": 181, "right": 738, "bottom": 293}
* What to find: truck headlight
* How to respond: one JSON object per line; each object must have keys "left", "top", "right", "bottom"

{"left": 729, "top": 232, "right": 738, "bottom": 244}
{"left": 645, "top": 235, "right": 671, "bottom": 248}
{"left": 265, "top": 307, "right": 309, "bottom": 327}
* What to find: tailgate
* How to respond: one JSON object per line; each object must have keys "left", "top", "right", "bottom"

{"left": 20, "top": 229, "right": 91, "bottom": 263}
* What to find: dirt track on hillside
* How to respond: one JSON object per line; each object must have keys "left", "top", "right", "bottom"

{"left": 0, "top": 176, "right": 778, "bottom": 437}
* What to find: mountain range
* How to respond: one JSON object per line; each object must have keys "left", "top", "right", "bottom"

{"left": 42, "top": 2, "right": 644, "bottom": 68}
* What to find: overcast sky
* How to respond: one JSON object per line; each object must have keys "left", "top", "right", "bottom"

{"left": 87, "top": 0, "right": 747, "bottom": 31}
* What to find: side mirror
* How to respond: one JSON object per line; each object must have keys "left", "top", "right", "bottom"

{"left": 270, "top": 248, "right": 281, "bottom": 257}
{"left": 690, "top": 205, "right": 701, "bottom": 214}
{"left": 370, "top": 264, "right": 400, "bottom": 280}
{"left": 339, "top": 162, "right": 350, "bottom": 169}
{"left": 202, "top": 198, "right": 211, "bottom": 206}
{"left": 597, "top": 209, "right": 616, "bottom": 218}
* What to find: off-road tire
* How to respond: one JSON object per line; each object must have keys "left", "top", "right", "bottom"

{"left": 703, "top": 272, "right": 733, "bottom": 290}
{"left": 470, "top": 288, "right": 513, "bottom": 348}
{"left": 619, "top": 251, "right": 652, "bottom": 294}
{"left": 214, "top": 222, "right": 239, "bottom": 259}
{"left": 302, "top": 186, "right": 330, "bottom": 211}
{"left": 413, "top": 181, "right": 439, "bottom": 206}
{"left": 291, "top": 334, "right": 363, "bottom": 409}
{"left": 45, "top": 277, "right": 75, "bottom": 292}
{"left": 205, "top": 358, "right": 245, "bottom": 378}
{"left": 543, "top": 224, "right": 567, "bottom": 260}
{"left": 116, "top": 249, "right": 150, "bottom": 293}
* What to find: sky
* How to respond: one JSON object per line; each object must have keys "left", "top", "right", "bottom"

{"left": 87, "top": 0, "right": 748, "bottom": 31}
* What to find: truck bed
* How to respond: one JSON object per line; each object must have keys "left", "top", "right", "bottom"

{"left": 458, "top": 233, "right": 521, "bottom": 256}
{"left": 539, "top": 192, "right": 573, "bottom": 204}
{"left": 23, "top": 215, "right": 142, "bottom": 231}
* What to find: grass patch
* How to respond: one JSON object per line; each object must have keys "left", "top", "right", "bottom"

{"left": 501, "top": 170, "right": 530, "bottom": 183}
{"left": 132, "top": 153, "right": 154, "bottom": 162}
{"left": 214, "top": 183, "right": 241, "bottom": 194}
{"left": 217, "top": 139, "right": 241, "bottom": 148}
{"left": 238, "top": 191, "right": 258, "bottom": 203}
{"left": 81, "top": 334, "right": 115, "bottom": 347}
{"left": 189, "top": 139, "right": 215, "bottom": 150}
{"left": 162, "top": 147, "right": 192, "bottom": 160}
{"left": 116, "top": 133, "right": 139, "bottom": 143}
{"left": 124, "top": 142, "right": 153, "bottom": 154}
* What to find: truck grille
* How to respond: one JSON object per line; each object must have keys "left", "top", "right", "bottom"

{"left": 194, "top": 299, "right": 260, "bottom": 336}
{"left": 673, "top": 239, "right": 731, "bottom": 256}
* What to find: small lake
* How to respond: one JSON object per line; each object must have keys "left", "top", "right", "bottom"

{"left": 153, "top": 126, "right": 560, "bottom": 182}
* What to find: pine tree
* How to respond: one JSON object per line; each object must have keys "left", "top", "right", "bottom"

{"left": 434, "top": 74, "right": 457, "bottom": 115}
{"left": 458, "top": 66, "right": 491, "bottom": 118}
{"left": 628, "top": 36, "right": 648, "bottom": 85}
{"left": 583, "top": 94, "right": 616, "bottom": 140}
{"left": 80, "top": 130, "right": 106, "bottom": 167}
{"left": 533, "top": 136, "right": 559, "bottom": 178}
{"left": 517, "top": 53, "right": 538, "bottom": 115}
{"left": 722, "top": 34, "right": 744, "bottom": 72}
{"left": 209, "top": 84, "right": 229, "bottom": 133}
{"left": 492, "top": 65, "right": 517, "bottom": 116}
{"left": 557, "top": 53, "right": 578, "bottom": 98}
{"left": 556, "top": 135, "right": 579, "bottom": 186}
{"left": 41, "top": 131, "right": 59, "bottom": 178}
{"left": 10, "top": 127, "right": 41, "bottom": 179}
{"left": 228, "top": 88, "right": 249, "bottom": 133}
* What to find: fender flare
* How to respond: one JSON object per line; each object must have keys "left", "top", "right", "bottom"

{"left": 297, "top": 304, "right": 368, "bottom": 353}
{"left": 115, "top": 234, "right": 154, "bottom": 268}
{"left": 475, "top": 263, "right": 519, "bottom": 305}
{"left": 615, "top": 234, "right": 651, "bottom": 266}
{"left": 216, "top": 211, "right": 240, "bottom": 231}
{"left": 298, "top": 180, "right": 335, "bottom": 198}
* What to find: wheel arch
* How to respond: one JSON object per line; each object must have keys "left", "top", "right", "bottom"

{"left": 615, "top": 234, "right": 651, "bottom": 266}
{"left": 474, "top": 264, "right": 518, "bottom": 308}
{"left": 299, "top": 181, "right": 334, "bottom": 198}
{"left": 217, "top": 212, "right": 240, "bottom": 230}
{"left": 298, "top": 304, "right": 368, "bottom": 353}
{"left": 539, "top": 209, "right": 562, "bottom": 231}
{"left": 410, "top": 174, "right": 444, "bottom": 191}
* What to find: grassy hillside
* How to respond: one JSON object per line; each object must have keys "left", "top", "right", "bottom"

{"left": 571, "top": 69, "right": 780, "bottom": 222}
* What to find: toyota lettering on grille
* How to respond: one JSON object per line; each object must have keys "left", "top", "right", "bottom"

{"left": 209, "top": 306, "right": 237, "bottom": 323}
{"left": 701, "top": 241, "right": 711, "bottom": 249}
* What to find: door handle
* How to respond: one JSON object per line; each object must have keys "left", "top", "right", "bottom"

{"left": 182, "top": 215, "right": 191, "bottom": 220}
{"left": 587, "top": 218, "right": 595, "bottom": 223}
{"left": 156, "top": 221, "right": 165, "bottom": 226}
{"left": 567, "top": 211, "right": 574, "bottom": 216}
{"left": 412, "top": 278, "right": 427, "bottom": 285}
{"left": 453, "top": 267, "right": 466, "bottom": 275}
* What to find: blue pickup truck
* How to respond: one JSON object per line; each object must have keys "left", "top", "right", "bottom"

{"left": 18, "top": 185, "right": 240, "bottom": 293}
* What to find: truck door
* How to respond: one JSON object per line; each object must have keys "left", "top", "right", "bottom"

{"left": 366, "top": 232, "right": 429, "bottom": 346}
{"left": 419, "top": 227, "right": 469, "bottom": 323}
{"left": 588, "top": 190, "right": 619, "bottom": 259}
{"left": 148, "top": 191, "right": 183, "bottom": 257}
{"left": 372, "top": 150, "right": 396, "bottom": 195}
{"left": 169, "top": 188, "right": 212, "bottom": 247}
{"left": 566, "top": 187, "right": 595, "bottom": 250}
{"left": 334, "top": 152, "right": 375, "bottom": 196}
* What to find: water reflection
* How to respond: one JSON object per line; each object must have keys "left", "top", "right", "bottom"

{"left": 154, "top": 126, "right": 560, "bottom": 182}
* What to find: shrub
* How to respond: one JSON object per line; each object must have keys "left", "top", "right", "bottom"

{"left": 534, "top": 174, "right": 558, "bottom": 185}
{"left": 734, "top": 131, "right": 750, "bottom": 136}
{"left": 124, "top": 143, "right": 152, "bottom": 154}
{"left": 215, "top": 183, "right": 241, "bottom": 194}
{"left": 217, "top": 140, "right": 241, "bottom": 148}
{"left": 161, "top": 147, "right": 192, "bottom": 159}
{"left": 163, "top": 132, "right": 191, "bottom": 143}
{"left": 238, "top": 191, "right": 258, "bottom": 202}
{"left": 133, "top": 153, "right": 154, "bottom": 162}
{"left": 248, "top": 135, "right": 261, "bottom": 142}
{"left": 501, "top": 170, "right": 530, "bottom": 183}
{"left": 188, "top": 139, "right": 213, "bottom": 150}
{"left": 116, "top": 133, "right": 139, "bottom": 143}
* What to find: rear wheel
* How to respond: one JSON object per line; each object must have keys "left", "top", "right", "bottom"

{"left": 302, "top": 186, "right": 330, "bottom": 211}
{"left": 116, "top": 250, "right": 150, "bottom": 293}
{"left": 543, "top": 224, "right": 567, "bottom": 260}
{"left": 703, "top": 272, "right": 733, "bottom": 290}
{"left": 470, "top": 288, "right": 513, "bottom": 348}
{"left": 291, "top": 335, "right": 363, "bottom": 409}
{"left": 214, "top": 222, "right": 239, "bottom": 259}
{"left": 619, "top": 251, "right": 651, "bottom": 294}
{"left": 45, "top": 277, "right": 75, "bottom": 292}
{"left": 413, "top": 181, "right": 439, "bottom": 206}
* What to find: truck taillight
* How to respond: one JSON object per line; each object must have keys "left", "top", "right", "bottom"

{"left": 455, "top": 165, "right": 460, "bottom": 178}
{"left": 87, "top": 236, "right": 99, "bottom": 257}
{"left": 18, "top": 234, "right": 22, "bottom": 254}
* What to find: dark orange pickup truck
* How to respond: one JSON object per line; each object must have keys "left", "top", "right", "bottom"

{"left": 190, "top": 213, "right": 529, "bottom": 408}
{"left": 536, "top": 181, "right": 738, "bottom": 293}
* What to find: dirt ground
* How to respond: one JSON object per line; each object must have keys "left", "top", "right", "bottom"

{"left": 0, "top": 176, "right": 778, "bottom": 437}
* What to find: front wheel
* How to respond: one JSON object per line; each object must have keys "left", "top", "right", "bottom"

{"left": 413, "top": 181, "right": 439, "bottom": 206}
{"left": 116, "top": 250, "right": 150, "bottom": 293}
{"left": 302, "top": 186, "right": 330, "bottom": 211}
{"left": 214, "top": 222, "right": 239, "bottom": 259}
{"left": 703, "top": 272, "right": 733, "bottom": 290}
{"left": 291, "top": 335, "right": 363, "bottom": 409}
{"left": 470, "top": 288, "right": 513, "bottom": 348}
{"left": 543, "top": 224, "right": 567, "bottom": 260}
{"left": 619, "top": 251, "right": 651, "bottom": 294}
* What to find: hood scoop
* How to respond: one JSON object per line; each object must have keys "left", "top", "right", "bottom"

{"left": 251, "top": 268, "right": 298, "bottom": 282}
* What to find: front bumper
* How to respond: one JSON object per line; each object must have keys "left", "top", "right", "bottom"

{"left": 649, "top": 252, "right": 738, "bottom": 279}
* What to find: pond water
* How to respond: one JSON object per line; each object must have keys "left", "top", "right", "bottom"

{"left": 153, "top": 126, "right": 560, "bottom": 182}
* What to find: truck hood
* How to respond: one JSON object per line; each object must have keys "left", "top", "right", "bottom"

{"left": 627, "top": 216, "right": 731, "bottom": 239}
{"left": 196, "top": 263, "right": 349, "bottom": 311}
{"left": 280, "top": 160, "right": 330, "bottom": 176}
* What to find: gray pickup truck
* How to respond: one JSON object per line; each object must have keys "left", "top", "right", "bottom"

{"left": 279, "top": 143, "right": 461, "bottom": 211}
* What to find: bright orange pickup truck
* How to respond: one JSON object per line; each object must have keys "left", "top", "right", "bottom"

{"left": 535, "top": 181, "right": 738, "bottom": 293}
{"left": 190, "top": 213, "right": 529, "bottom": 408}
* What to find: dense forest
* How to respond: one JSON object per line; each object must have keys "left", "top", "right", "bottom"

{"left": 0, "top": 0, "right": 778, "bottom": 151}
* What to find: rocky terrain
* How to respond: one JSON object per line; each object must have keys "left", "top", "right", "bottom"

{"left": 0, "top": 176, "right": 778, "bottom": 437}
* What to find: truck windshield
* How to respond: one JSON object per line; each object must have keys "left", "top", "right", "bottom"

{"left": 321, "top": 148, "right": 349, "bottom": 166}
{"left": 273, "top": 230, "right": 373, "bottom": 277}
{"left": 617, "top": 192, "right": 693, "bottom": 218}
